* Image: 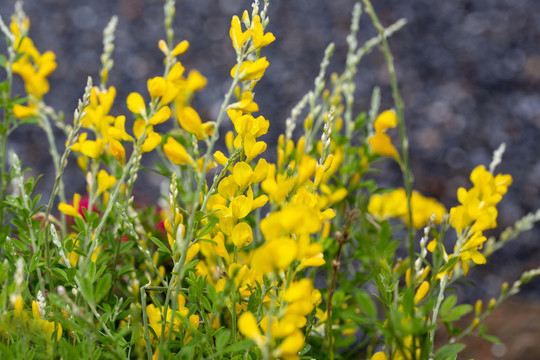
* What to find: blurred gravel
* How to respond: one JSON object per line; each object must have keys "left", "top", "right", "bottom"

{"left": 1, "top": 0, "right": 540, "bottom": 301}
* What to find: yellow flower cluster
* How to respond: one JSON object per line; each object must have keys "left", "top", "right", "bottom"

{"left": 10, "top": 294, "right": 62, "bottom": 342}
{"left": 368, "top": 188, "right": 446, "bottom": 229}
{"left": 10, "top": 17, "right": 57, "bottom": 118}
{"left": 145, "top": 293, "right": 199, "bottom": 345}
{"left": 447, "top": 165, "right": 512, "bottom": 275}
{"left": 239, "top": 279, "right": 322, "bottom": 360}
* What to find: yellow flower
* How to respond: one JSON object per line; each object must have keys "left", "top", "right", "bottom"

{"left": 71, "top": 133, "right": 106, "bottom": 158}
{"left": 251, "top": 238, "right": 297, "bottom": 274}
{"left": 231, "top": 222, "right": 253, "bottom": 248}
{"left": 148, "top": 105, "right": 171, "bottom": 125}
{"left": 368, "top": 131, "right": 398, "bottom": 159}
{"left": 238, "top": 312, "right": 264, "bottom": 346}
{"left": 171, "top": 40, "right": 189, "bottom": 57}
{"left": 276, "top": 330, "right": 305, "bottom": 358}
{"left": 147, "top": 76, "right": 167, "bottom": 98}
{"left": 126, "top": 92, "right": 146, "bottom": 115}
{"left": 230, "top": 15, "right": 252, "bottom": 51}
{"left": 367, "top": 188, "right": 446, "bottom": 229}
{"left": 141, "top": 131, "right": 162, "bottom": 153}
{"left": 251, "top": 15, "right": 275, "bottom": 49}
{"left": 230, "top": 58, "right": 270, "bottom": 82}
{"left": 413, "top": 281, "right": 430, "bottom": 304}
{"left": 163, "top": 137, "right": 194, "bottom": 165}
{"left": 177, "top": 106, "right": 205, "bottom": 139}
{"left": 228, "top": 91, "right": 259, "bottom": 114}
{"left": 13, "top": 104, "right": 37, "bottom": 119}
{"left": 368, "top": 109, "right": 400, "bottom": 159}
{"left": 371, "top": 352, "right": 388, "bottom": 360}
{"left": 97, "top": 169, "right": 116, "bottom": 195}
{"left": 58, "top": 193, "right": 81, "bottom": 217}
{"left": 374, "top": 109, "right": 397, "bottom": 131}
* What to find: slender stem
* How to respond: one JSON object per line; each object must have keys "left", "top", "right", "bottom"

{"left": 0, "top": 26, "right": 14, "bottom": 229}
{"left": 42, "top": 79, "right": 93, "bottom": 291}
{"left": 141, "top": 284, "right": 153, "bottom": 360}
{"left": 362, "top": 0, "right": 415, "bottom": 277}
{"left": 326, "top": 211, "right": 353, "bottom": 360}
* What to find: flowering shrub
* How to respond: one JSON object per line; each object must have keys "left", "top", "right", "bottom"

{"left": 0, "top": 0, "right": 539, "bottom": 359}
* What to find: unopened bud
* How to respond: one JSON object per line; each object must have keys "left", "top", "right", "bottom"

{"left": 488, "top": 298, "right": 496, "bottom": 311}
{"left": 475, "top": 300, "right": 482, "bottom": 316}
{"left": 501, "top": 282, "right": 509, "bottom": 295}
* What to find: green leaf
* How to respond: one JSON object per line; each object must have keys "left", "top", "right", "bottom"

{"left": 438, "top": 256, "right": 459, "bottom": 275}
{"left": 356, "top": 290, "right": 377, "bottom": 318}
{"left": 224, "top": 339, "right": 255, "bottom": 353}
{"left": 52, "top": 267, "right": 68, "bottom": 283}
{"left": 480, "top": 332, "right": 501, "bottom": 344}
{"left": 440, "top": 294, "right": 457, "bottom": 315}
{"left": 95, "top": 273, "right": 112, "bottom": 303}
{"left": 199, "top": 296, "right": 212, "bottom": 313}
{"left": 150, "top": 236, "right": 172, "bottom": 255}
{"left": 215, "top": 329, "right": 231, "bottom": 350}
{"left": 79, "top": 276, "right": 94, "bottom": 305}
{"left": 87, "top": 261, "right": 96, "bottom": 281}
{"left": 442, "top": 304, "right": 472, "bottom": 322}
{"left": 197, "top": 215, "right": 219, "bottom": 238}
{"left": 434, "top": 343, "right": 466, "bottom": 360}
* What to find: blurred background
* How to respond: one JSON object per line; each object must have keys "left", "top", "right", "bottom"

{"left": 1, "top": 0, "right": 540, "bottom": 357}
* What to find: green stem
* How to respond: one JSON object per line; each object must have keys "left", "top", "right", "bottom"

{"left": 141, "top": 284, "right": 154, "bottom": 360}
{"left": 362, "top": 0, "right": 415, "bottom": 275}
{"left": 0, "top": 29, "right": 14, "bottom": 229}
{"left": 42, "top": 79, "right": 93, "bottom": 292}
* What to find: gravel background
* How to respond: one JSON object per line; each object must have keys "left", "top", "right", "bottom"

{"left": 2, "top": 0, "right": 540, "bottom": 301}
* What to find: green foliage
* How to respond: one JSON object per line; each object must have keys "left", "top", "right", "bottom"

{"left": 0, "top": 1, "right": 539, "bottom": 360}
